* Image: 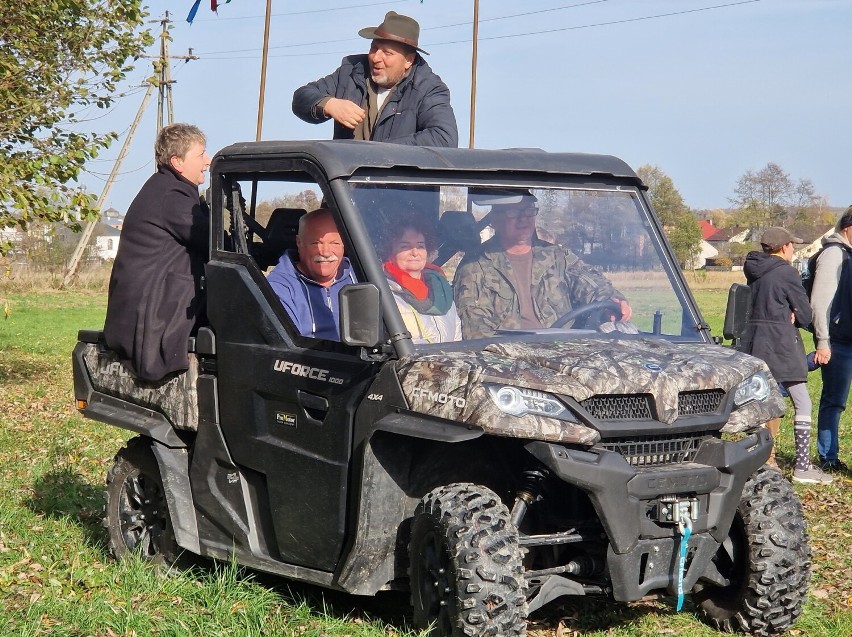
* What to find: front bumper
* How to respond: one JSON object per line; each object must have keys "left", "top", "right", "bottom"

{"left": 525, "top": 429, "right": 772, "bottom": 601}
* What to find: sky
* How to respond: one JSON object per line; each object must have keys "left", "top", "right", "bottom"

{"left": 77, "top": 0, "right": 852, "bottom": 215}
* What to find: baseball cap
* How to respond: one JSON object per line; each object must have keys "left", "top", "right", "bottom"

{"left": 760, "top": 227, "right": 803, "bottom": 251}
{"left": 471, "top": 188, "right": 538, "bottom": 207}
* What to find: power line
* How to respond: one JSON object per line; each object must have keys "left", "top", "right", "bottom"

{"left": 191, "top": 0, "right": 412, "bottom": 23}
{"left": 199, "top": 0, "right": 614, "bottom": 56}
{"left": 423, "top": 0, "right": 613, "bottom": 32}
{"left": 197, "top": 0, "right": 761, "bottom": 60}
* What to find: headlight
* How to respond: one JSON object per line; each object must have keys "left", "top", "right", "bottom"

{"left": 733, "top": 371, "right": 771, "bottom": 407}
{"left": 486, "top": 384, "right": 572, "bottom": 419}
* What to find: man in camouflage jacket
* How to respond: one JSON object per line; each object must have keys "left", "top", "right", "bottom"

{"left": 453, "top": 191, "right": 631, "bottom": 339}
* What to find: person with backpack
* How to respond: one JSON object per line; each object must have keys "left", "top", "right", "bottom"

{"left": 810, "top": 206, "right": 852, "bottom": 472}
{"left": 741, "top": 227, "right": 832, "bottom": 484}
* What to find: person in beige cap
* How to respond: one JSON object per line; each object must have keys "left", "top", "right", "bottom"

{"left": 739, "top": 226, "right": 831, "bottom": 483}
{"left": 292, "top": 11, "right": 458, "bottom": 147}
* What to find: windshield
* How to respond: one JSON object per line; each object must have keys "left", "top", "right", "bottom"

{"left": 219, "top": 172, "right": 705, "bottom": 347}
{"left": 349, "top": 181, "right": 703, "bottom": 344}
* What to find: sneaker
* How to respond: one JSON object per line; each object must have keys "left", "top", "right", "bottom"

{"left": 818, "top": 458, "right": 849, "bottom": 473}
{"left": 793, "top": 464, "right": 834, "bottom": 485}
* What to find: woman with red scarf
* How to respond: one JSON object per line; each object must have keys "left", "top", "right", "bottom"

{"left": 383, "top": 217, "right": 461, "bottom": 344}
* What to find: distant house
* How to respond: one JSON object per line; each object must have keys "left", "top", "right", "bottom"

{"left": 94, "top": 224, "right": 121, "bottom": 260}
{"left": 706, "top": 226, "right": 750, "bottom": 247}
{"left": 0, "top": 225, "right": 24, "bottom": 245}
{"left": 788, "top": 223, "right": 834, "bottom": 260}
{"left": 0, "top": 225, "right": 26, "bottom": 261}
{"left": 688, "top": 220, "right": 719, "bottom": 269}
{"left": 102, "top": 207, "right": 124, "bottom": 230}
{"left": 704, "top": 226, "right": 751, "bottom": 268}
{"left": 698, "top": 220, "right": 717, "bottom": 241}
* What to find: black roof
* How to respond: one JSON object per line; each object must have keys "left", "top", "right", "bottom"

{"left": 213, "top": 140, "right": 642, "bottom": 185}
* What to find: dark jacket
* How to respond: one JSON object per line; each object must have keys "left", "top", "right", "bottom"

{"left": 267, "top": 249, "right": 357, "bottom": 340}
{"left": 741, "top": 251, "right": 813, "bottom": 383}
{"left": 103, "top": 166, "right": 209, "bottom": 382}
{"left": 292, "top": 54, "right": 458, "bottom": 147}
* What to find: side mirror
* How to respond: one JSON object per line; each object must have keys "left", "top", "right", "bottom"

{"left": 339, "top": 283, "right": 383, "bottom": 348}
{"left": 723, "top": 283, "right": 752, "bottom": 342}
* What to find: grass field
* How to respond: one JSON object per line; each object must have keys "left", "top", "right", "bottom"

{"left": 1, "top": 274, "right": 851, "bottom": 636}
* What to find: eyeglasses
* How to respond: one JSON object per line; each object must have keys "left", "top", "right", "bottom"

{"left": 503, "top": 206, "right": 539, "bottom": 220}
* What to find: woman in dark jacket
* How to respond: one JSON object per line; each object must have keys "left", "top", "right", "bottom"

{"left": 103, "top": 123, "right": 211, "bottom": 382}
{"left": 741, "top": 227, "right": 831, "bottom": 484}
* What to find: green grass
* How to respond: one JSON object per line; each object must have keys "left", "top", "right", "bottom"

{"left": 0, "top": 288, "right": 850, "bottom": 636}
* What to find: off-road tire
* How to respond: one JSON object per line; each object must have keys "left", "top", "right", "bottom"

{"left": 409, "top": 483, "right": 527, "bottom": 637}
{"left": 692, "top": 466, "right": 810, "bottom": 636}
{"left": 104, "top": 436, "right": 180, "bottom": 566}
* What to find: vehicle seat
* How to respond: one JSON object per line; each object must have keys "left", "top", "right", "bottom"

{"left": 80, "top": 341, "right": 199, "bottom": 431}
{"left": 435, "top": 210, "right": 480, "bottom": 265}
{"left": 254, "top": 207, "right": 307, "bottom": 270}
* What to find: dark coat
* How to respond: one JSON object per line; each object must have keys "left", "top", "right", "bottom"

{"left": 740, "top": 251, "right": 813, "bottom": 383}
{"left": 292, "top": 54, "right": 458, "bottom": 147}
{"left": 103, "top": 166, "right": 209, "bottom": 381}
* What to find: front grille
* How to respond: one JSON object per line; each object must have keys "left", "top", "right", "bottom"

{"left": 580, "top": 394, "right": 654, "bottom": 420}
{"left": 678, "top": 389, "right": 725, "bottom": 416}
{"left": 597, "top": 433, "right": 708, "bottom": 467}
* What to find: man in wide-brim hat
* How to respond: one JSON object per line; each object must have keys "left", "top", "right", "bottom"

{"left": 292, "top": 11, "right": 458, "bottom": 147}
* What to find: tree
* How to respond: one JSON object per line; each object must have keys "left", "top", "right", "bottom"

{"left": 636, "top": 165, "right": 702, "bottom": 268}
{"left": 0, "top": 2, "right": 152, "bottom": 249}
{"left": 255, "top": 190, "right": 322, "bottom": 225}
{"left": 708, "top": 209, "right": 730, "bottom": 229}
{"left": 731, "top": 162, "right": 820, "bottom": 227}
{"left": 731, "top": 162, "right": 793, "bottom": 215}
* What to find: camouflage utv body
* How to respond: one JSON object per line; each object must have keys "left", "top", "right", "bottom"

{"left": 73, "top": 141, "right": 809, "bottom": 637}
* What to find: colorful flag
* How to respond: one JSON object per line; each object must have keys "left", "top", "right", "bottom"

{"left": 187, "top": 0, "right": 233, "bottom": 24}
{"left": 186, "top": 0, "right": 202, "bottom": 24}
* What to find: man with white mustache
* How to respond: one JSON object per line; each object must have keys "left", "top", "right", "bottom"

{"left": 268, "top": 208, "right": 357, "bottom": 340}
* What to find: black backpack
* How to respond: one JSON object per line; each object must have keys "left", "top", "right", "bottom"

{"left": 802, "top": 244, "right": 851, "bottom": 298}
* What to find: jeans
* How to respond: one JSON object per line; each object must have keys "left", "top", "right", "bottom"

{"left": 817, "top": 340, "right": 852, "bottom": 462}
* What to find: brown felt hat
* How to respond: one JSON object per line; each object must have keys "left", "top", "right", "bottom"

{"left": 760, "top": 226, "right": 804, "bottom": 251}
{"left": 358, "top": 11, "right": 428, "bottom": 55}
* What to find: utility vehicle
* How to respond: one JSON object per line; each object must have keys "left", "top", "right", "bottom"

{"left": 73, "top": 141, "right": 810, "bottom": 636}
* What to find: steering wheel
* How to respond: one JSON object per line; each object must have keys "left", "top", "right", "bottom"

{"left": 551, "top": 299, "right": 623, "bottom": 329}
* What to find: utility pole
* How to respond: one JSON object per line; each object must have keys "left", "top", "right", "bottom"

{"left": 62, "top": 13, "right": 197, "bottom": 287}
{"left": 61, "top": 82, "right": 155, "bottom": 289}
{"left": 469, "top": 0, "right": 480, "bottom": 149}
{"left": 257, "top": 0, "right": 273, "bottom": 141}
{"left": 156, "top": 13, "right": 175, "bottom": 132}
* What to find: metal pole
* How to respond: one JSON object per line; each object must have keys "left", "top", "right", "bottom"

{"left": 62, "top": 82, "right": 156, "bottom": 288}
{"left": 469, "top": 0, "right": 479, "bottom": 149}
{"left": 256, "top": 0, "right": 273, "bottom": 141}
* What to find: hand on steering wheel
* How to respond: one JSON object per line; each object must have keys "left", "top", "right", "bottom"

{"left": 550, "top": 299, "right": 624, "bottom": 329}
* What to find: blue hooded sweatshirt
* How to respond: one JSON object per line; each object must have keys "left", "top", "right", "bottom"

{"left": 267, "top": 249, "right": 357, "bottom": 339}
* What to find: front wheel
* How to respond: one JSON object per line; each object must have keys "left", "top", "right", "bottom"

{"left": 104, "top": 436, "right": 180, "bottom": 565}
{"left": 692, "top": 466, "right": 811, "bottom": 636}
{"left": 409, "top": 483, "right": 527, "bottom": 637}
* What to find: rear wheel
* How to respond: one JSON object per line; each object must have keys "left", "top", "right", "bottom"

{"left": 104, "top": 436, "right": 180, "bottom": 565}
{"left": 692, "top": 466, "right": 810, "bottom": 635}
{"left": 409, "top": 483, "right": 527, "bottom": 636}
